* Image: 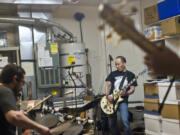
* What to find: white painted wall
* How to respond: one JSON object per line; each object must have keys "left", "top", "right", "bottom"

{"left": 53, "top": 1, "right": 154, "bottom": 103}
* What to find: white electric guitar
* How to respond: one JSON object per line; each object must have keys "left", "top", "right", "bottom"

{"left": 100, "top": 68, "right": 148, "bottom": 115}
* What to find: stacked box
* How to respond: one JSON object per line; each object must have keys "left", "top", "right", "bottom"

{"left": 158, "top": 82, "right": 180, "bottom": 101}
{"left": 144, "top": 83, "right": 159, "bottom": 113}
{"left": 161, "top": 16, "right": 180, "bottom": 36}
{"left": 158, "top": 82, "right": 180, "bottom": 134}
{"left": 144, "top": 113, "right": 162, "bottom": 135}
{"left": 144, "top": 5, "right": 159, "bottom": 25}
{"left": 144, "top": 82, "right": 161, "bottom": 134}
{"left": 162, "top": 118, "right": 180, "bottom": 135}
{"left": 144, "top": 83, "right": 159, "bottom": 96}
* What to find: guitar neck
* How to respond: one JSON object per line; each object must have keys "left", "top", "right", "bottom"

{"left": 26, "top": 95, "right": 52, "bottom": 113}
{"left": 99, "top": 4, "right": 159, "bottom": 54}
{"left": 121, "top": 69, "right": 147, "bottom": 91}
{"left": 122, "top": 76, "right": 138, "bottom": 91}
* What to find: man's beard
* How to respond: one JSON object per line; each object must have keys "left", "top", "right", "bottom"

{"left": 13, "top": 85, "right": 21, "bottom": 99}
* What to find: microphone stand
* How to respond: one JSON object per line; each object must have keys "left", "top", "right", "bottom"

{"left": 109, "top": 54, "right": 113, "bottom": 73}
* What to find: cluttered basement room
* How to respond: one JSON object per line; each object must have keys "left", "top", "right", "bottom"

{"left": 0, "top": 0, "right": 180, "bottom": 135}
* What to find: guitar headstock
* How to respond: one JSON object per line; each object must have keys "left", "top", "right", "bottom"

{"left": 99, "top": 4, "right": 134, "bottom": 35}
{"left": 98, "top": 4, "right": 159, "bottom": 54}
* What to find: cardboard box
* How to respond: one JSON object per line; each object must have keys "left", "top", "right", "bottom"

{"left": 161, "top": 16, "right": 180, "bottom": 36}
{"left": 144, "top": 83, "right": 159, "bottom": 96}
{"left": 0, "top": 25, "right": 19, "bottom": 47}
{"left": 144, "top": 113, "right": 162, "bottom": 134}
{"left": 144, "top": 98, "right": 159, "bottom": 112}
{"left": 144, "top": 5, "right": 159, "bottom": 25}
{"left": 158, "top": 82, "right": 180, "bottom": 101}
{"left": 160, "top": 100, "right": 180, "bottom": 120}
{"left": 162, "top": 118, "right": 180, "bottom": 135}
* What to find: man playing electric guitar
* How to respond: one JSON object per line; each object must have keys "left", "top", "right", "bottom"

{"left": 105, "top": 56, "right": 137, "bottom": 135}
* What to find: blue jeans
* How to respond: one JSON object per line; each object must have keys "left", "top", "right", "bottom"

{"left": 108, "top": 102, "right": 132, "bottom": 135}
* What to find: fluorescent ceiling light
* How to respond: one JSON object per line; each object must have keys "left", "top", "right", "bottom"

{"left": 14, "top": 0, "right": 63, "bottom": 4}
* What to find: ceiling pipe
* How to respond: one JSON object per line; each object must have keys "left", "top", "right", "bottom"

{"left": 0, "top": 17, "right": 74, "bottom": 41}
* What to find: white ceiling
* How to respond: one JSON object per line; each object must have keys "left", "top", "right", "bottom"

{"left": 0, "top": 0, "right": 135, "bottom": 13}
{"left": 0, "top": 0, "right": 122, "bottom": 6}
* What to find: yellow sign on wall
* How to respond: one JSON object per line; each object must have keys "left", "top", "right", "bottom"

{"left": 68, "top": 56, "right": 75, "bottom": 66}
{"left": 51, "top": 89, "right": 57, "bottom": 95}
{"left": 50, "top": 43, "right": 58, "bottom": 53}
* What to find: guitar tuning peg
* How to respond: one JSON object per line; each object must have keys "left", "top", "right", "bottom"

{"left": 127, "top": 6, "right": 138, "bottom": 16}
{"left": 118, "top": 0, "right": 127, "bottom": 9}
{"left": 107, "top": 28, "right": 115, "bottom": 41}
{"left": 107, "top": 33, "right": 113, "bottom": 41}
{"left": 98, "top": 24, "right": 105, "bottom": 31}
{"left": 130, "top": 6, "right": 138, "bottom": 14}
{"left": 114, "top": 35, "right": 122, "bottom": 47}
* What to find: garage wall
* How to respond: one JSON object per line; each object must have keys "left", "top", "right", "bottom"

{"left": 53, "top": 5, "right": 107, "bottom": 95}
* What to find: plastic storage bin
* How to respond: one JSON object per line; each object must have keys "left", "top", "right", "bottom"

{"left": 145, "top": 130, "right": 161, "bottom": 135}
{"left": 158, "top": 82, "right": 180, "bottom": 101}
{"left": 144, "top": 113, "right": 162, "bottom": 134}
{"left": 162, "top": 118, "right": 180, "bottom": 135}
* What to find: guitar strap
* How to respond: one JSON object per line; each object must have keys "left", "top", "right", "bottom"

{"left": 118, "top": 71, "right": 127, "bottom": 90}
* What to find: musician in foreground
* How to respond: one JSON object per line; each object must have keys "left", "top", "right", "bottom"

{"left": 105, "top": 56, "right": 137, "bottom": 135}
{"left": 0, "top": 64, "right": 51, "bottom": 135}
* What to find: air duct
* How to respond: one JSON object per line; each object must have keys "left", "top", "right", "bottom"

{"left": 0, "top": 17, "right": 73, "bottom": 41}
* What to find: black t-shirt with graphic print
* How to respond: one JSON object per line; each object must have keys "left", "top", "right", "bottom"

{"left": 106, "top": 70, "right": 137, "bottom": 101}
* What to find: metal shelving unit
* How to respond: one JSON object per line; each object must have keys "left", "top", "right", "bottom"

{"left": 0, "top": 46, "right": 20, "bottom": 66}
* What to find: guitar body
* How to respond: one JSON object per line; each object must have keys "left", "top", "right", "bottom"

{"left": 100, "top": 89, "right": 124, "bottom": 115}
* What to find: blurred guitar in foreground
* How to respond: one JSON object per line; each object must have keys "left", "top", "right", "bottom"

{"left": 98, "top": 3, "right": 160, "bottom": 54}
{"left": 98, "top": 3, "right": 180, "bottom": 77}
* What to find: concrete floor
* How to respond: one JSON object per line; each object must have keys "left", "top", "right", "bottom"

{"left": 93, "top": 107, "right": 145, "bottom": 135}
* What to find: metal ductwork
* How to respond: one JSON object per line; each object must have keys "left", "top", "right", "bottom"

{"left": 0, "top": 17, "right": 73, "bottom": 41}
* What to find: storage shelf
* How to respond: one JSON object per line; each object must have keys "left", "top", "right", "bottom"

{"left": 0, "top": 46, "right": 20, "bottom": 66}
{"left": 147, "top": 14, "right": 180, "bottom": 26}
{"left": 147, "top": 34, "right": 180, "bottom": 42}
{"left": 150, "top": 38, "right": 165, "bottom": 42}
{"left": 146, "top": 21, "right": 161, "bottom": 26}
{"left": 164, "top": 34, "right": 180, "bottom": 39}
{"left": 0, "top": 46, "right": 19, "bottom": 51}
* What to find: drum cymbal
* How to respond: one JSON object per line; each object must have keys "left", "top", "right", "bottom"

{"left": 38, "top": 114, "right": 59, "bottom": 128}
